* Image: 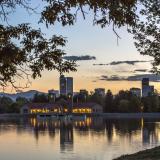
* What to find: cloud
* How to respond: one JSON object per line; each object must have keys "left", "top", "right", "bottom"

{"left": 93, "top": 63, "right": 107, "bottom": 66}
{"left": 109, "top": 60, "right": 149, "bottom": 65}
{"left": 100, "top": 75, "right": 126, "bottom": 81}
{"left": 63, "top": 55, "right": 96, "bottom": 61}
{"left": 127, "top": 74, "right": 160, "bottom": 82}
{"left": 99, "top": 74, "right": 160, "bottom": 82}
{"left": 134, "top": 69, "right": 148, "bottom": 72}
{"left": 93, "top": 60, "right": 150, "bottom": 66}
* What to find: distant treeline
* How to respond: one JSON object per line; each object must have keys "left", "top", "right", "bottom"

{"left": 73, "top": 90, "right": 160, "bottom": 113}
{"left": 0, "top": 90, "right": 160, "bottom": 113}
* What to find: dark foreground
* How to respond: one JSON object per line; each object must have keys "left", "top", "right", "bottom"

{"left": 114, "top": 146, "right": 160, "bottom": 160}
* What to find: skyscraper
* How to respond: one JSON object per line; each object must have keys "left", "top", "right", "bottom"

{"left": 60, "top": 75, "right": 73, "bottom": 96}
{"left": 66, "top": 77, "right": 73, "bottom": 95}
{"left": 142, "top": 78, "right": 149, "bottom": 87}
{"left": 60, "top": 75, "right": 67, "bottom": 95}
{"left": 142, "top": 78, "right": 154, "bottom": 97}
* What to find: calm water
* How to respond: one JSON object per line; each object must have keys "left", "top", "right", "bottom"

{"left": 0, "top": 117, "right": 160, "bottom": 160}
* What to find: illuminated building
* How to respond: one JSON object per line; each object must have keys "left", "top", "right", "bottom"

{"left": 20, "top": 103, "right": 64, "bottom": 114}
{"left": 21, "top": 102, "right": 103, "bottom": 114}
{"left": 72, "top": 103, "right": 103, "bottom": 114}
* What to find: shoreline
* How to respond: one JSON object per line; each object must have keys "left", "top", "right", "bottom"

{"left": 101, "top": 113, "right": 160, "bottom": 119}
{"left": 114, "top": 146, "right": 160, "bottom": 160}
{"left": 0, "top": 113, "right": 160, "bottom": 119}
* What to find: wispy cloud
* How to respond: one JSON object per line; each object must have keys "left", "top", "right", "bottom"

{"left": 93, "top": 60, "right": 150, "bottom": 66}
{"left": 63, "top": 55, "right": 96, "bottom": 61}
{"left": 99, "top": 74, "right": 160, "bottom": 82}
{"left": 127, "top": 74, "right": 160, "bottom": 82}
{"left": 100, "top": 75, "right": 126, "bottom": 81}
{"left": 134, "top": 69, "right": 148, "bottom": 73}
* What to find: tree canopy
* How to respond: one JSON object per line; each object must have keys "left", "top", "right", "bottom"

{"left": 0, "top": 0, "right": 160, "bottom": 89}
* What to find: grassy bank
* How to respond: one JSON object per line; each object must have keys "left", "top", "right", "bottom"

{"left": 114, "top": 146, "right": 160, "bottom": 160}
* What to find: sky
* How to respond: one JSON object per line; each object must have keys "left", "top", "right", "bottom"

{"left": 2, "top": 1, "right": 160, "bottom": 94}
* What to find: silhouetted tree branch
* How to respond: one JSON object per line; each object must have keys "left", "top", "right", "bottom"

{"left": 0, "top": 0, "right": 160, "bottom": 90}
{"left": 0, "top": 23, "right": 77, "bottom": 90}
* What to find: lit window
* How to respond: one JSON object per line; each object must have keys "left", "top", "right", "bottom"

{"left": 72, "top": 109, "right": 78, "bottom": 113}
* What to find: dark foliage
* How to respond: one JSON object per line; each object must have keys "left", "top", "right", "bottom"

{"left": 0, "top": 0, "right": 160, "bottom": 89}
{"left": 0, "top": 96, "right": 28, "bottom": 113}
{"left": 32, "top": 93, "right": 49, "bottom": 103}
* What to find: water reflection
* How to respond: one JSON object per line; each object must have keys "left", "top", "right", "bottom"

{"left": 60, "top": 122, "right": 73, "bottom": 151}
{"left": 27, "top": 117, "right": 160, "bottom": 147}
{"left": 0, "top": 117, "right": 160, "bottom": 160}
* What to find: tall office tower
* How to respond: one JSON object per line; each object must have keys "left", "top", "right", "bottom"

{"left": 66, "top": 77, "right": 73, "bottom": 95}
{"left": 142, "top": 78, "right": 154, "bottom": 97}
{"left": 60, "top": 75, "right": 67, "bottom": 95}
{"left": 60, "top": 75, "right": 73, "bottom": 96}
{"left": 142, "top": 78, "right": 149, "bottom": 87}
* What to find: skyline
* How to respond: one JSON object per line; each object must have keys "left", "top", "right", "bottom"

{"left": 2, "top": 0, "right": 159, "bottom": 94}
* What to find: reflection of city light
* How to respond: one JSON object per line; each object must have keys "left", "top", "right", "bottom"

{"left": 73, "top": 118, "right": 92, "bottom": 127}
{"left": 30, "top": 118, "right": 37, "bottom": 127}
{"left": 75, "top": 121, "right": 78, "bottom": 126}
{"left": 64, "top": 108, "right": 68, "bottom": 112}
{"left": 141, "top": 118, "right": 144, "bottom": 129}
{"left": 86, "top": 117, "right": 92, "bottom": 126}
{"left": 54, "top": 109, "right": 58, "bottom": 112}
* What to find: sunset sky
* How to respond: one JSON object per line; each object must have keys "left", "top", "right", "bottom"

{"left": 3, "top": 1, "right": 160, "bottom": 94}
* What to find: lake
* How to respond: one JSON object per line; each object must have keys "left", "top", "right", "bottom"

{"left": 0, "top": 117, "right": 160, "bottom": 160}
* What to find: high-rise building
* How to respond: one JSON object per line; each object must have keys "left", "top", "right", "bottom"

{"left": 142, "top": 78, "right": 154, "bottom": 97}
{"left": 142, "top": 78, "right": 149, "bottom": 87}
{"left": 95, "top": 88, "right": 105, "bottom": 97}
{"left": 60, "top": 75, "right": 67, "bottom": 95}
{"left": 60, "top": 75, "right": 73, "bottom": 96}
{"left": 130, "top": 88, "right": 141, "bottom": 97}
{"left": 66, "top": 77, "right": 73, "bottom": 95}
